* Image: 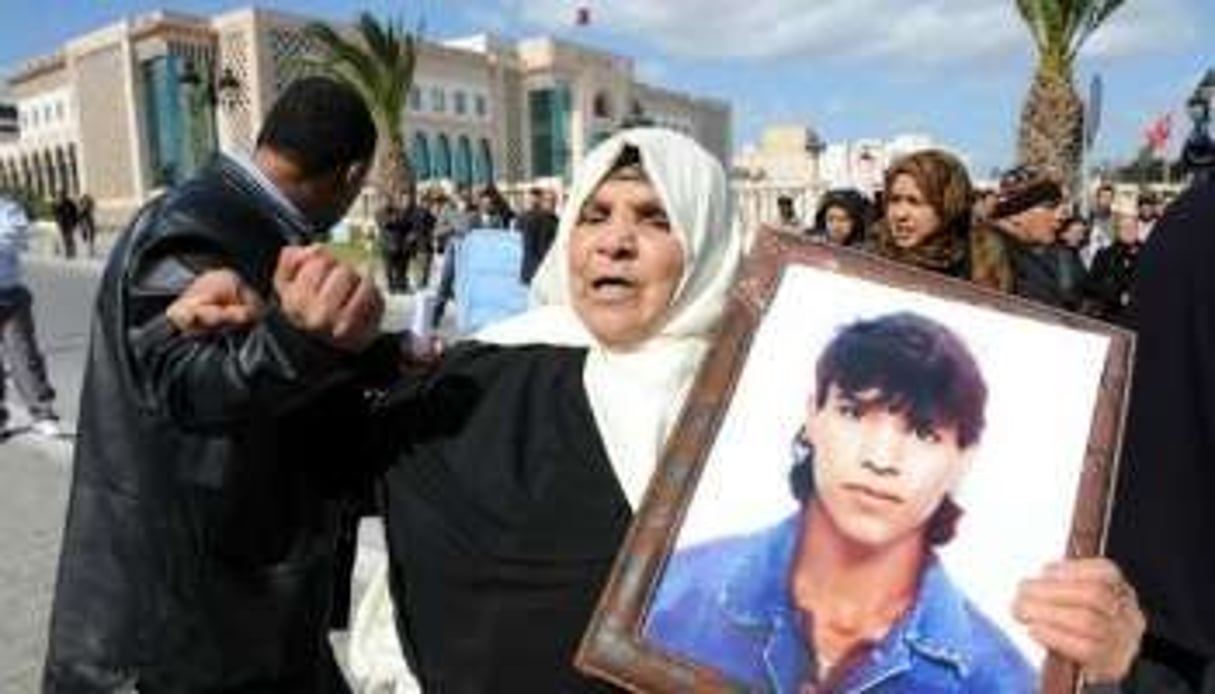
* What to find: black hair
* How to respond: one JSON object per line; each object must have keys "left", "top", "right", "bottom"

{"left": 813, "top": 188, "right": 873, "bottom": 246}
{"left": 256, "top": 77, "right": 377, "bottom": 179}
{"left": 815, "top": 312, "right": 986, "bottom": 448}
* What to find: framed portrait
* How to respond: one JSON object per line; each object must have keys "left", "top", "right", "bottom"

{"left": 576, "top": 227, "right": 1134, "bottom": 693}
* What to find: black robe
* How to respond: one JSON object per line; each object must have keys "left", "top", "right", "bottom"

{"left": 377, "top": 342, "right": 631, "bottom": 692}
{"left": 1107, "top": 177, "right": 1215, "bottom": 662}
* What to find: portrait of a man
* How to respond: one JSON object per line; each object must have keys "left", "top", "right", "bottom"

{"left": 645, "top": 312, "right": 1034, "bottom": 692}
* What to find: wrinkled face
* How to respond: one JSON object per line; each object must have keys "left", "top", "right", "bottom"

{"left": 824, "top": 206, "right": 856, "bottom": 244}
{"left": 885, "top": 174, "right": 943, "bottom": 249}
{"left": 1005, "top": 201, "right": 1065, "bottom": 245}
{"left": 568, "top": 175, "right": 685, "bottom": 348}
{"left": 807, "top": 386, "right": 972, "bottom": 551}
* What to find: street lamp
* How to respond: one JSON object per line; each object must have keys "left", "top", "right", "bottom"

{"left": 176, "top": 58, "right": 241, "bottom": 181}
{"left": 179, "top": 59, "right": 242, "bottom": 111}
{"left": 1181, "top": 68, "right": 1215, "bottom": 181}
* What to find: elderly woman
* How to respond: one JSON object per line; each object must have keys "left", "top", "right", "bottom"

{"left": 170, "top": 130, "right": 1142, "bottom": 691}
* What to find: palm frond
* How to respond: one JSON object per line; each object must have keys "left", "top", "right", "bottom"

{"left": 1014, "top": 0, "right": 1127, "bottom": 73}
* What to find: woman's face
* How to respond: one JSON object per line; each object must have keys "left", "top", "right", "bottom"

{"left": 824, "top": 206, "right": 856, "bottom": 244}
{"left": 885, "top": 174, "right": 943, "bottom": 249}
{"left": 568, "top": 174, "right": 685, "bottom": 348}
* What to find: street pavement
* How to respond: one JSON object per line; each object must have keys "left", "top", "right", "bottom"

{"left": 0, "top": 250, "right": 423, "bottom": 692}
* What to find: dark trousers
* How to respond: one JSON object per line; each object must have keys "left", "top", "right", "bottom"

{"left": 382, "top": 251, "right": 409, "bottom": 293}
{"left": 57, "top": 226, "right": 76, "bottom": 259}
{"left": 431, "top": 246, "right": 457, "bottom": 328}
{"left": 0, "top": 285, "right": 56, "bottom": 427}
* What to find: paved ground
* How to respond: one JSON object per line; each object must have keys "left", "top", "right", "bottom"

{"left": 0, "top": 245, "right": 425, "bottom": 692}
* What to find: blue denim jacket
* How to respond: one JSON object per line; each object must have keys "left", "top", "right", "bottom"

{"left": 645, "top": 515, "right": 1037, "bottom": 693}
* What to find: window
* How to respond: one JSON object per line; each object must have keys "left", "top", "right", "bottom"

{"left": 55, "top": 102, "right": 64, "bottom": 121}
{"left": 475, "top": 94, "right": 488, "bottom": 118}
{"left": 453, "top": 90, "right": 467, "bottom": 116}
{"left": 528, "top": 85, "right": 572, "bottom": 178}
{"left": 592, "top": 91, "right": 613, "bottom": 119}
{"left": 455, "top": 135, "right": 473, "bottom": 185}
{"left": 431, "top": 87, "right": 446, "bottom": 113}
{"left": 477, "top": 138, "right": 494, "bottom": 185}
{"left": 409, "top": 87, "right": 422, "bottom": 111}
{"left": 435, "top": 133, "right": 452, "bottom": 178}
{"left": 411, "top": 131, "right": 432, "bottom": 180}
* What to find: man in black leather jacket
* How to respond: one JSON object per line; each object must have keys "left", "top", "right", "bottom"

{"left": 43, "top": 77, "right": 397, "bottom": 692}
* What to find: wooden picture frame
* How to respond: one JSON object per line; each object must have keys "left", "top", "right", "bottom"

{"left": 576, "top": 227, "right": 1134, "bottom": 693}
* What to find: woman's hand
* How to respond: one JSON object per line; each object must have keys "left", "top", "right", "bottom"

{"left": 1014, "top": 557, "right": 1145, "bottom": 684}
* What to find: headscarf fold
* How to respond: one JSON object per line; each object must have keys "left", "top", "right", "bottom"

{"left": 478, "top": 128, "right": 744, "bottom": 507}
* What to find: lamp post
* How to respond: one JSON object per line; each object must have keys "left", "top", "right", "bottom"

{"left": 1181, "top": 69, "right": 1215, "bottom": 183}
{"left": 177, "top": 58, "right": 241, "bottom": 178}
{"left": 179, "top": 59, "right": 242, "bottom": 112}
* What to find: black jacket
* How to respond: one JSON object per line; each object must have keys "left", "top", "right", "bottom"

{"left": 517, "top": 209, "right": 558, "bottom": 283}
{"left": 44, "top": 156, "right": 394, "bottom": 691}
{"left": 1108, "top": 177, "right": 1215, "bottom": 662}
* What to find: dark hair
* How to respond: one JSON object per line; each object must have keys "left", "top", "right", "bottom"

{"left": 813, "top": 188, "right": 872, "bottom": 246}
{"left": 816, "top": 312, "right": 987, "bottom": 447}
{"left": 256, "top": 77, "right": 377, "bottom": 179}
{"left": 786, "top": 313, "right": 984, "bottom": 546}
{"left": 883, "top": 150, "right": 973, "bottom": 241}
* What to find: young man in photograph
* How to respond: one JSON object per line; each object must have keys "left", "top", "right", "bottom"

{"left": 647, "top": 312, "right": 1122, "bottom": 692}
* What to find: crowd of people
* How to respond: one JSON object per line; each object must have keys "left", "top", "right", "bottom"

{"left": 771, "top": 163, "right": 1166, "bottom": 328}
{"left": 13, "top": 74, "right": 1209, "bottom": 693}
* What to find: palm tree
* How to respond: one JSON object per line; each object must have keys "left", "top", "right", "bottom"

{"left": 303, "top": 12, "right": 418, "bottom": 206}
{"left": 1014, "top": 0, "right": 1125, "bottom": 192}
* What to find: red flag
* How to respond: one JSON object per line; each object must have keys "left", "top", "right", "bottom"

{"left": 575, "top": 6, "right": 591, "bottom": 26}
{"left": 1144, "top": 113, "right": 1172, "bottom": 155}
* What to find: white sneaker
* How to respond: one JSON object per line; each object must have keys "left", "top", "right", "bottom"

{"left": 30, "top": 418, "right": 64, "bottom": 438}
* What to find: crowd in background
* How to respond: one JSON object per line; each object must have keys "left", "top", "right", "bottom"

{"left": 767, "top": 162, "right": 1166, "bottom": 328}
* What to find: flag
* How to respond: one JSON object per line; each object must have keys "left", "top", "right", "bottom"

{"left": 575, "top": 5, "right": 591, "bottom": 26}
{"left": 1144, "top": 113, "right": 1172, "bottom": 155}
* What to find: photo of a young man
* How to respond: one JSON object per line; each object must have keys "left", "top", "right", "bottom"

{"left": 645, "top": 312, "right": 1034, "bottom": 692}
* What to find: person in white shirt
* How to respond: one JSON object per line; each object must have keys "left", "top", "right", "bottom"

{"left": 0, "top": 193, "right": 62, "bottom": 438}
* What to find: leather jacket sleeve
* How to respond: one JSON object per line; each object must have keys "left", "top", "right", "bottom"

{"left": 124, "top": 250, "right": 393, "bottom": 435}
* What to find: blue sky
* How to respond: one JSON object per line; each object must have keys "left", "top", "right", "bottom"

{"left": 1, "top": 0, "right": 1211, "bottom": 173}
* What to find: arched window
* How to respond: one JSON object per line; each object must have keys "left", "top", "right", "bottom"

{"left": 411, "top": 131, "right": 432, "bottom": 181}
{"left": 435, "top": 134, "right": 452, "bottom": 179}
{"left": 477, "top": 138, "right": 494, "bottom": 185}
{"left": 592, "top": 91, "right": 613, "bottom": 119}
{"left": 455, "top": 135, "right": 473, "bottom": 186}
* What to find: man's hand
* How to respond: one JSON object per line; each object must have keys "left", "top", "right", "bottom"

{"left": 1014, "top": 557, "right": 1145, "bottom": 684}
{"left": 275, "top": 244, "right": 384, "bottom": 353}
{"left": 166, "top": 269, "right": 265, "bottom": 335}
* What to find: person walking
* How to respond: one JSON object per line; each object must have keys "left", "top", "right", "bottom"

{"left": 51, "top": 191, "right": 79, "bottom": 259}
{"left": 76, "top": 193, "right": 97, "bottom": 257}
{"left": 0, "top": 192, "right": 62, "bottom": 439}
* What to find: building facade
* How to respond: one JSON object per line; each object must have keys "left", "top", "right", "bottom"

{"left": 0, "top": 7, "right": 731, "bottom": 226}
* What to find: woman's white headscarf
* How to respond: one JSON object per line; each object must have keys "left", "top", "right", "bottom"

{"left": 478, "top": 128, "right": 745, "bottom": 507}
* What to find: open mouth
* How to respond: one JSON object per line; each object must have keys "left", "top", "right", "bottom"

{"left": 590, "top": 275, "right": 637, "bottom": 299}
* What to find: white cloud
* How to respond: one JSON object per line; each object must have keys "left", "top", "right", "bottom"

{"left": 1081, "top": 0, "right": 1200, "bottom": 59}
{"left": 506, "top": 0, "right": 1199, "bottom": 65}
